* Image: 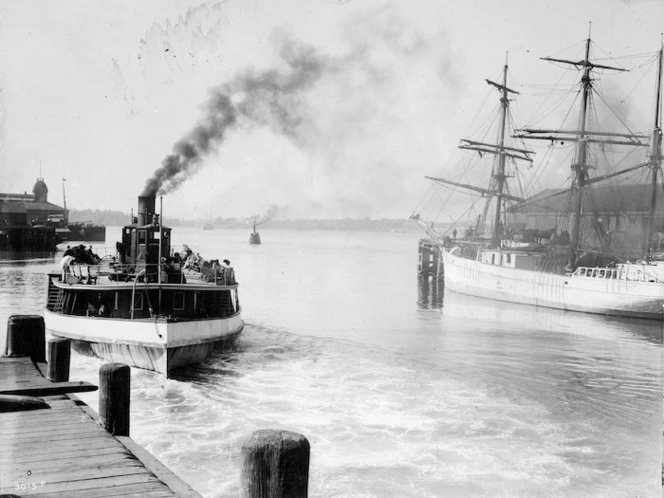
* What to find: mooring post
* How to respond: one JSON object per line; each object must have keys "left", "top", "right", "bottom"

{"left": 240, "top": 429, "right": 310, "bottom": 498}
{"left": 46, "top": 337, "right": 71, "bottom": 382}
{"left": 4, "top": 315, "right": 46, "bottom": 362}
{"left": 99, "top": 363, "right": 130, "bottom": 437}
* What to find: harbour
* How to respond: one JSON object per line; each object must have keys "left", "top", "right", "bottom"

{"left": 1, "top": 1, "right": 663, "bottom": 496}
{"left": 1, "top": 227, "right": 661, "bottom": 496}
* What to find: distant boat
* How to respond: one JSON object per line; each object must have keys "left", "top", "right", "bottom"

{"left": 44, "top": 193, "right": 243, "bottom": 376}
{"left": 202, "top": 222, "right": 215, "bottom": 230}
{"left": 249, "top": 220, "right": 261, "bottom": 244}
{"left": 58, "top": 222, "right": 106, "bottom": 242}
{"left": 413, "top": 36, "right": 664, "bottom": 320}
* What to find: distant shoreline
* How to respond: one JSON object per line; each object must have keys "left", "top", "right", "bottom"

{"left": 69, "top": 208, "right": 448, "bottom": 232}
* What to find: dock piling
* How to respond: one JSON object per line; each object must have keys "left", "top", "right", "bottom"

{"left": 241, "top": 429, "right": 310, "bottom": 498}
{"left": 99, "top": 363, "right": 130, "bottom": 436}
{"left": 46, "top": 336, "right": 71, "bottom": 382}
{"left": 4, "top": 315, "right": 45, "bottom": 362}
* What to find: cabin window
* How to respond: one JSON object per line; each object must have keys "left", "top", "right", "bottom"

{"left": 173, "top": 292, "right": 185, "bottom": 310}
{"left": 138, "top": 230, "right": 147, "bottom": 245}
{"left": 598, "top": 270, "right": 605, "bottom": 278}
{"left": 114, "top": 292, "right": 119, "bottom": 310}
{"left": 133, "top": 293, "right": 143, "bottom": 310}
{"left": 491, "top": 254, "right": 495, "bottom": 265}
{"left": 505, "top": 254, "right": 511, "bottom": 265}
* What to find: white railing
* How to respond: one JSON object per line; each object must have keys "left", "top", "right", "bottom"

{"left": 573, "top": 265, "right": 663, "bottom": 283}
{"left": 63, "top": 262, "right": 236, "bottom": 286}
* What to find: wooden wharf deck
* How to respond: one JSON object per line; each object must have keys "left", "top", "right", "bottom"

{"left": 0, "top": 356, "right": 202, "bottom": 498}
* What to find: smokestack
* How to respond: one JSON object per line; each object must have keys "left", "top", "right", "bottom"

{"left": 138, "top": 195, "right": 156, "bottom": 226}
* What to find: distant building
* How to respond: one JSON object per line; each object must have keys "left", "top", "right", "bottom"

{"left": 510, "top": 183, "right": 664, "bottom": 256}
{"left": 0, "top": 178, "right": 65, "bottom": 227}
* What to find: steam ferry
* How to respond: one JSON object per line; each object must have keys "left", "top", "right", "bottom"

{"left": 44, "top": 194, "right": 244, "bottom": 376}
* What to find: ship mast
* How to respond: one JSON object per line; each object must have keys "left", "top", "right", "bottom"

{"left": 435, "top": 58, "right": 532, "bottom": 245}
{"left": 515, "top": 30, "right": 629, "bottom": 268}
{"left": 490, "top": 56, "right": 512, "bottom": 246}
{"left": 568, "top": 36, "right": 594, "bottom": 269}
{"left": 643, "top": 43, "right": 663, "bottom": 259}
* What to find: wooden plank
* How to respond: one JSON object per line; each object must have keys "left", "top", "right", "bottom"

{"left": 0, "top": 410, "right": 98, "bottom": 431}
{"left": 0, "top": 434, "right": 123, "bottom": 456}
{"left": 1, "top": 461, "right": 151, "bottom": 486}
{"left": 31, "top": 482, "right": 175, "bottom": 498}
{"left": 0, "top": 445, "right": 124, "bottom": 466}
{"left": 0, "top": 357, "right": 97, "bottom": 396}
{"left": 1, "top": 453, "right": 138, "bottom": 475}
{"left": 0, "top": 381, "right": 98, "bottom": 396}
{"left": 1, "top": 473, "right": 165, "bottom": 496}
{"left": 0, "top": 431, "right": 123, "bottom": 454}
{"left": 0, "top": 420, "right": 109, "bottom": 438}
{"left": 116, "top": 436, "right": 203, "bottom": 498}
{"left": 0, "top": 413, "right": 93, "bottom": 428}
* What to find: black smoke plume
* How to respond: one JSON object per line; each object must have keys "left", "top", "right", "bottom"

{"left": 142, "top": 35, "right": 328, "bottom": 196}
{"left": 253, "top": 204, "right": 282, "bottom": 225}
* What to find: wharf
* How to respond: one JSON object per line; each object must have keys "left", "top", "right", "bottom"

{"left": 0, "top": 356, "right": 201, "bottom": 498}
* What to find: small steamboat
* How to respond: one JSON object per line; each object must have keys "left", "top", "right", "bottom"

{"left": 44, "top": 194, "right": 243, "bottom": 376}
{"left": 249, "top": 220, "right": 261, "bottom": 245}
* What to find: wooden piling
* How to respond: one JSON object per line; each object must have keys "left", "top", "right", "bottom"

{"left": 46, "top": 337, "right": 71, "bottom": 382}
{"left": 99, "top": 363, "right": 130, "bottom": 437}
{"left": 241, "top": 429, "right": 310, "bottom": 498}
{"left": 4, "top": 315, "right": 45, "bottom": 362}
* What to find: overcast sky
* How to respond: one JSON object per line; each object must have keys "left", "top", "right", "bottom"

{"left": 0, "top": 0, "right": 662, "bottom": 220}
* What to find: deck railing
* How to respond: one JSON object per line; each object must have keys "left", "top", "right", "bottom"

{"left": 573, "top": 265, "right": 663, "bottom": 283}
{"left": 63, "top": 262, "right": 236, "bottom": 286}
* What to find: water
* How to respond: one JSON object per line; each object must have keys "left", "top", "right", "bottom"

{"left": 0, "top": 227, "right": 661, "bottom": 497}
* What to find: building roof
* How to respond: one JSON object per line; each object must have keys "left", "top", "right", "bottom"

{"left": 0, "top": 201, "right": 28, "bottom": 214}
{"left": 511, "top": 183, "right": 664, "bottom": 215}
{"left": 28, "top": 201, "right": 65, "bottom": 213}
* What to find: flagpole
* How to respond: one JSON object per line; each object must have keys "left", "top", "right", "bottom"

{"left": 62, "top": 178, "right": 68, "bottom": 224}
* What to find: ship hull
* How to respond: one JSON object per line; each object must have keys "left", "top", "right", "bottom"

{"left": 44, "top": 309, "right": 244, "bottom": 376}
{"left": 442, "top": 247, "right": 664, "bottom": 320}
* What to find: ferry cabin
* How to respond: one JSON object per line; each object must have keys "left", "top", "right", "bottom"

{"left": 47, "top": 194, "right": 240, "bottom": 322}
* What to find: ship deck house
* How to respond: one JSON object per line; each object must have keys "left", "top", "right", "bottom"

{"left": 510, "top": 183, "right": 664, "bottom": 256}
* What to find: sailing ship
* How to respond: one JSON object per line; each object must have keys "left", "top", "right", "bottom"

{"left": 413, "top": 35, "right": 664, "bottom": 320}
{"left": 44, "top": 194, "right": 244, "bottom": 376}
{"left": 249, "top": 219, "right": 261, "bottom": 244}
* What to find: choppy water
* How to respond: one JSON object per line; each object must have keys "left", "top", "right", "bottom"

{"left": 0, "top": 227, "right": 661, "bottom": 497}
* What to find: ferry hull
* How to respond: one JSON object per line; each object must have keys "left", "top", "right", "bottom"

{"left": 44, "top": 309, "right": 244, "bottom": 376}
{"left": 442, "top": 248, "right": 664, "bottom": 320}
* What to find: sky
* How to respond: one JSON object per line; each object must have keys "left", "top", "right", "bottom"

{"left": 0, "top": 0, "right": 662, "bottom": 220}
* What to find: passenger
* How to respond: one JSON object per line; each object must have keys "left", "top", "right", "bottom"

{"left": 184, "top": 252, "right": 197, "bottom": 270}
{"left": 60, "top": 254, "right": 75, "bottom": 279}
{"left": 159, "top": 257, "right": 169, "bottom": 282}
{"left": 223, "top": 259, "right": 235, "bottom": 284}
{"left": 210, "top": 260, "right": 223, "bottom": 284}
{"left": 63, "top": 245, "right": 74, "bottom": 257}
